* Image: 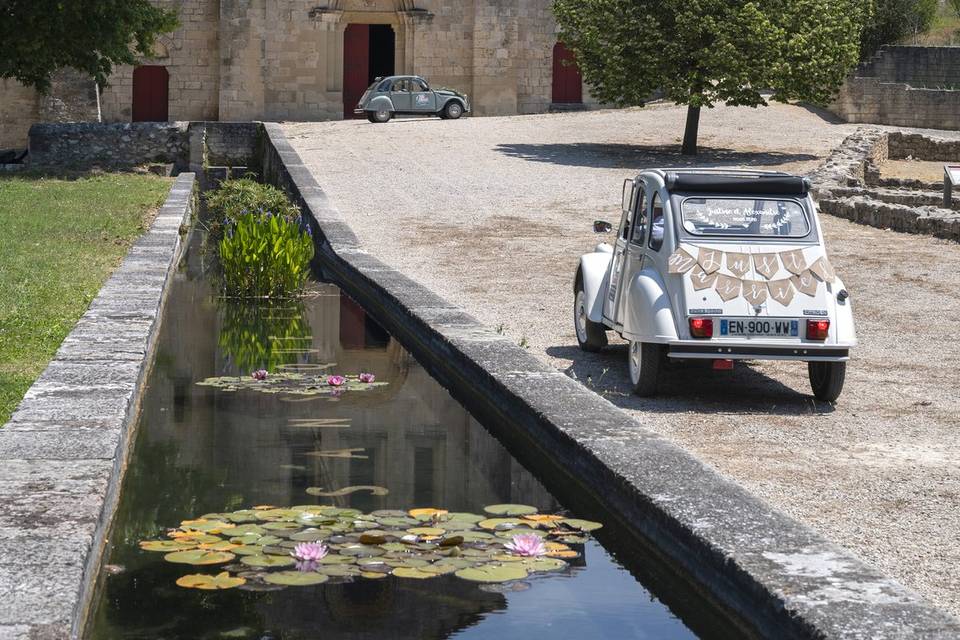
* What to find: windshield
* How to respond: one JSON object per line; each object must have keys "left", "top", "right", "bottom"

{"left": 680, "top": 197, "right": 811, "bottom": 238}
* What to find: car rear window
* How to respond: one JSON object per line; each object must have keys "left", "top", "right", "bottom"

{"left": 680, "top": 197, "right": 811, "bottom": 238}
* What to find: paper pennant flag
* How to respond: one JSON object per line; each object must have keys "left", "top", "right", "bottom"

{"left": 715, "top": 274, "right": 742, "bottom": 302}
{"left": 689, "top": 265, "right": 719, "bottom": 291}
{"left": 742, "top": 280, "right": 768, "bottom": 306}
{"left": 697, "top": 248, "right": 723, "bottom": 274}
{"left": 779, "top": 249, "right": 807, "bottom": 276}
{"left": 667, "top": 248, "right": 697, "bottom": 274}
{"left": 752, "top": 253, "right": 780, "bottom": 280}
{"left": 809, "top": 257, "right": 837, "bottom": 283}
{"left": 725, "top": 252, "right": 750, "bottom": 278}
{"left": 791, "top": 270, "right": 819, "bottom": 297}
{"left": 767, "top": 278, "right": 795, "bottom": 306}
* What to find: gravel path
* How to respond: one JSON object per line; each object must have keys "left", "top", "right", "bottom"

{"left": 284, "top": 104, "right": 960, "bottom": 617}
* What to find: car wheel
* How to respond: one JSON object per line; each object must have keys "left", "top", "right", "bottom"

{"left": 366, "top": 113, "right": 377, "bottom": 123}
{"left": 372, "top": 108, "right": 392, "bottom": 123}
{"left": 443, "top": 102, "right": 463, "bottom": 120}
{"left": 628, "top": 340, "right": 661, "bottom": 397}
{"left": 574, "top": 278, "right": 607, "bottom": 352}
{"left": 808, "top": 361, "right": 846, "bottom": 402}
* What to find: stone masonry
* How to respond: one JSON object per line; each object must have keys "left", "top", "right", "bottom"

{"left": 831, "top": 46, "right": 960, "bottom": 130}
{"left": 0, "top": 0, "right": 598, "bottom": 148}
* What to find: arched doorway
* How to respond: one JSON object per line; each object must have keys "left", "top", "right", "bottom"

{"left": 552, "top": 42, "right": 582, "bottom": 105}
{"left": 132, "top": 66, "right": 169, "bottom": 122}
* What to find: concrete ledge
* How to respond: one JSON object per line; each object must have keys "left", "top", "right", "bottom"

{"left": 0, "top": 173, "right": 195, "bottom": 639}
{"left": 261, "top": 122, "right": 960, "bottom": 639}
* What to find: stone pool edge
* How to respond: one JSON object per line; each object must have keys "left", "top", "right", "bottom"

{"left": 0, "top": 173, "right": 195, "bottom": 640}
{"left": 261, "top": 123, "right": 960, "bottom": 640}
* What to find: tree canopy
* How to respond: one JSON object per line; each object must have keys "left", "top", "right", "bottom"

{"left": 553, "top": 0, "right": 866, "bottom": 154}
{"left": 860, "top": 0, "right": 938, "bottom": 59}
{"left": 0, "top": 0, "right": 178, "bottom": 92}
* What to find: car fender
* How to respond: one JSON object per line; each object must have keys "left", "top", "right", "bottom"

{"left": 366, "top": 95, "right": 394, "bottom": 113}
{"left": 830, "top": 276, "right": 857, "bottom": 346}
{"left": 577, "top": 249, "right": 612, "bottom": 324}
{"left": 621, "top": 267, "right": 678, "bottom": 343}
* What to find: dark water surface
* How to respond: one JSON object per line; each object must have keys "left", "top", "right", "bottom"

{"left": 85, "top": 237, "right": 735, "bottom": 640}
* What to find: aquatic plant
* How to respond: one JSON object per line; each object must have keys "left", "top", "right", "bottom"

{"left": 504, "top": 534, "right": 547, "bottom": 557}
{"left": 197, "top": 372, "right": 387, "bottom": 397}
{"left": 251, "top": 369, "right": 268, "bottom": 381}
{"left": 205, "top": 178, "right": 302, "bottom": 234}
{"left": 217, "top": 299, "right": 312, "bottom": 373}
{"left": 139, "top": 503, "right": 602, "bottom": 591}
{"left": 358, "top": 372, "right": 376, "bottom": 383}
{"left": 218, "top": 212, "right": 314, "bottom": 298}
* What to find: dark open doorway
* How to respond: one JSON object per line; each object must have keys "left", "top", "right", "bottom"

{"left": 342, "top": 24, "right": 395, "bottom": 119}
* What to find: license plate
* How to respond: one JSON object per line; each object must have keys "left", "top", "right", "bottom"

{"left": 719, "top": 318, "right": 799, "bottom": 337}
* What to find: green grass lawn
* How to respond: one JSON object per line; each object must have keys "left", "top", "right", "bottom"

{"left": 0, "top": 172, "right": 172, "bottom": 425}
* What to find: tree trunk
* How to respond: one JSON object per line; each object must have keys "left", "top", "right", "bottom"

{"left": 681, "top": 104, "right": 701, "bottom": 156}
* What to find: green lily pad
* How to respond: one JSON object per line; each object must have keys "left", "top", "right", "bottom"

{"left": 176, "top": 572, "right": 245, "bottom": 590}
{"left": 483, "top": 504, "right": 538, "bottom": 516}
{"left": 318, "top": 555, "right": 356, "bottom": 565}
{"left": 164, "top": 550, "right": 236, "bottom": 566}
{"left": 315, "top": 564, "right": 361, "bottom": 577}
{"left": 560, "top": 519, "right": 603, "bottom": 532}
{"left": 455, "top": 564, "right": 529, "bottom": 583}
{"left": 263, "top": 571, "right": 330, "bottom": 586}
{"left": 231, "top": 545, "right": 265, "bottom": 556}
{"left": 478, "top": 518, "right": 526, "bottom": 531}
{"left": 523, "top": 558, "right": 568, "bottom": 572}
{"left": 289, "top": 529, "right": 328, "bottom": 542}
{"left": 379, "top": 542, "right": 408, "bottom": 552}
{"left": 495, "top": 528, "right": 546, "bottom": 539}
{"left": 262, "top": 522, "right": 301, "bottom": 531}
{"left": 407, "top": 527, "right": 445, "bottom": 536}
{"left": 140, "top": 540, "right": 196, "bottom": 552}
{"left": 240, "top": 554, "right": 295, "bottom": 568}
{"left": 393, "top": 567, "right": 439, "bottom": 579}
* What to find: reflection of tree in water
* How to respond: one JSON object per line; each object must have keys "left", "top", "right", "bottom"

{"left": 217, "top": 299, "right": 313, "bottom": 374}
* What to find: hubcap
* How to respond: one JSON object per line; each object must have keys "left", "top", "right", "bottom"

{"left": 575, "top": 292, "right": 587, "bottom": 342}
{"left": 629, "top": 342, "right": 641, "bottom": 382}
{"left": 449, "top": 104, "right": 461, "bottom": 117}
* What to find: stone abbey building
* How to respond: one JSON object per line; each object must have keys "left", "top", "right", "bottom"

{"left": 0, "top": 0, "right": 592, "bottom": 148}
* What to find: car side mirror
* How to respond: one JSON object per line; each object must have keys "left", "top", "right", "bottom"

{"left": 594, "top": 220, "right": 613, "bottom": 233}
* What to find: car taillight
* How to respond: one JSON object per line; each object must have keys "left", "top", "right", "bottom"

{"left": 806, "top": 319, "right": 830, "bottom": 340}
{"left": 689, "top": 317, "right": 713, "bottom": 339}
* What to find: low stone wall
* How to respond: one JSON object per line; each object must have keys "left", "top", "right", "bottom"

{"left": 831, "top": 46, "right": 960, "bottom": 130}
{"left": 28, "top": 122, "right": 190, "bottom": 170}
{"left": 262, "top": 122, "right": 960, "bottom": 639}
{"left": 0, "top": 174, "right": 195, "bottom": 640}
{"left": 810, "top": 128, "right": 960, "bottom": 241}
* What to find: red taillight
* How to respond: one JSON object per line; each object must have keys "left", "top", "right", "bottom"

{"left": 806, "top": 319, "right": 830, "bottom": 340}
{"left": 689, "top": 317, "right": 713, "bottom": 339}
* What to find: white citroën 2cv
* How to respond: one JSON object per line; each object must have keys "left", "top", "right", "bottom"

{"left": 573, "top": 169, "right": 856, "bottom": 401}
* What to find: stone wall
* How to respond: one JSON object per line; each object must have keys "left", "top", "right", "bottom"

{"left": 28, "top": 122, "right": 190, "bottom": 170}
{"left": 831, "top": 46, "right": 960, "bottom": 130}
{"left": 0, "top": 80, "right": 40, "bottom": 149}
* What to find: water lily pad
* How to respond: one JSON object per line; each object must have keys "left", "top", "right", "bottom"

{"left": 408, "top": 508, "right": 448, "bottom": 519}
{"left": 523, "top": 558, "right": 568, "bottom": 572}
{"left": 361, "top": 571, "right": 388, "bottom": 579}
{"left": 494, "top": 528, "right": 546, "bottom": 539}
{"left": 231, "top": 545, "right": 265, "bottom": 556}
{"left": 455, "top": 564, "right": 529, "bottom": 583}
{"left": 340, "top": 545, "right": 385, "bottom": 558}
{"left": 180, "top": 519, "right": 235, "bottom": 533}
{"left": 560, "top": 519, "right": 603, "bottom": 532}
{"left": 240, "top": 554, "right": 295, "bottom": 568}
{"left": 315, "top": 564, "right": 361, "bottom": 577}
{"left": 199, "top": 541, "right": 241, "bottom": 552}
{"left": 483, "top": 504, "right": 538, "bottom": 516}
{"left": 433, "top": 558, "right": 476, "bottom": 570}
{"left": 478, "top": 518, "right": 525, "bottom": 531}
{"left": 444, "top": 512, "right": 486, "bottom": 524}
{"left": 318, "top": 555, "right": 356, "bottom": 565}
{"left": 523, "top": 514, "right": 565, "bottom": 525}
{"left": 392, "top": 567, "right": 439, "bottom": 580}
{"left": 176, "top": 572, "right": 246, "bottom": 590}
{"left": 225, "top": 524, "right": 266, "bottom": 536}
{"left": 376, "top": 517, "right": 418, "bottom": 528}
{"left": 140, "top": 540, "right": 196, "bottom": 552}
{"left": 229, "top": 534, "right": 263, "bottom": 545}
{"left": 263, "top": 571, "right": 330, "bottom": 586}
{"left": 558, "top": 535, "right": 589, "bottom": 544}
{"left": 289, "top": 529, "right": 327, "bottom": 542}
{"left": 459, "top": 532, "right": 495, "bottom": 542}
{"left": 439, "top": 536, "right": 464, "bottom": 547}
{"left": 168, "top": 532, "right": 222, "bottom": 544}
{"left": 407, "top": 527, "right": 445, "bottom": 536}
{"left": 262, "top": 522, "right": 301, "bottom": 531}
{"left": 305, "top": 485, "right": 389, "bottom": 497}
{"left": 164, "top": 550, "right": 236, "bottom": 566}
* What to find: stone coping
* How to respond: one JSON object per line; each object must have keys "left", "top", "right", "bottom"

{"left": 0, "top": 173, "right": 195, "bottom": 640}
{"left": 260, "top": 122, "right": 960, "bottom": 639}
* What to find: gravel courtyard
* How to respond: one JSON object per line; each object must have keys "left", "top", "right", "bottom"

{"left": 284, "top": 104, "right": 960, "bottom": 617}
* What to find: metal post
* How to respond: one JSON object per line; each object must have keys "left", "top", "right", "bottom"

{"left": 945, "top": 165, "right": 959, "bottom": 209}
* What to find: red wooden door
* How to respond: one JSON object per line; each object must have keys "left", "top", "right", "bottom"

{"left": 552, "top": 42, "right": 583, "bottom": 104}
{"left": 132, "top": 66, "right": 169, "bottom": 122}
{"left": 343, "top": 24, "right": 370, "bottom": 119}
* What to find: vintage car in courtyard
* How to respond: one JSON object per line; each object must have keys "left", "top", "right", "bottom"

{"left": 573, "top": 169, "right": 856, "bottom": 401}
{"left": 355, "top": 75, "right": 470, "bottom": 123}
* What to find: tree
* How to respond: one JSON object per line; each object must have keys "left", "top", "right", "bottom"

{"left": 0, "top": 0, "right": 178, "bottom": 92}
{"left": 553, "top": 0, "right": 866, "bottom": 155}
{"left": 861, "top": 0, "right": 938, "bottom": 58}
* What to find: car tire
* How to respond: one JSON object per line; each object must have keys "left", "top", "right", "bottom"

{"left": 372, "top": 108, "right": 392, "bottom": 123}
{"left": 628, "top": 341, "right": 661, "bottom": 397}
{"left": 443, "top": 101, "right": 464, "bottom": 120}
{"left": 366, "top": 113, "right": 377, "bottom": 123}
{"left": 808, "top": 361, "right": 846, "bottom": 402}
{"left": 574, "top": 276, "right": 607, "bottom": 352}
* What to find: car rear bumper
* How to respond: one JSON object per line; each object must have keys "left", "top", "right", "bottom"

{"left": 667, "top": 342, "right": 851, "bottom": 362}
{"left": 353, "top": 108, "right": 366, "bottom": 115}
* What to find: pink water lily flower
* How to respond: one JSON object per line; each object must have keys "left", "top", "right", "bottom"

{"left": 251, "top": 369, "right": 268, "bottom": 381}
{"left": 358, "top": 372, "right": 376, "bottom": 384}
{"left": 327, "top": 375, "right": 346, "bottom": 387}
{"left": 292, "top": 541, "right": 328, "bottom": 562}
{"left": 504, "top": 533, "right": 547, "bottom": 557}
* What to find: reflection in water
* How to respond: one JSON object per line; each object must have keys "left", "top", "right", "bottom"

{"left": 86, "top": 236, "right": 703, "bottom": 640}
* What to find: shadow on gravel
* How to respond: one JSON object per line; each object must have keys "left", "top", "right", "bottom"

{"left": 495, "top": 143, "right": 819, "bottom": 170}
{"left": 546, "top": 344, "right": 837, "bottom": 416}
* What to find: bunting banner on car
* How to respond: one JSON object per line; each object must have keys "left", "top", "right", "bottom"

{"left": 667, "top": 246, "right": 838, "bottom": 306}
